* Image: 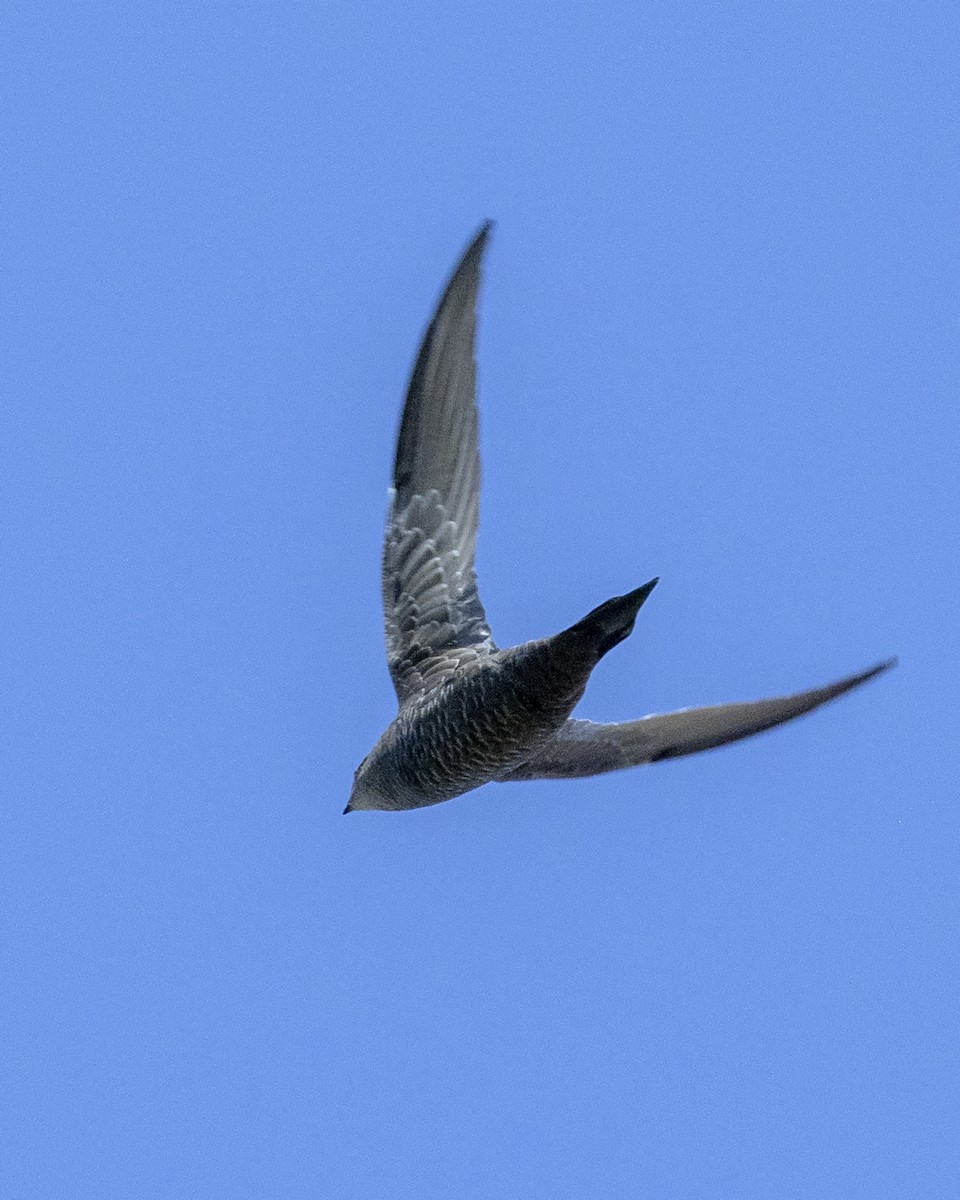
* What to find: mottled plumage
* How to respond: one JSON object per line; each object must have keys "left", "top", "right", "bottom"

{"left": 346, "top": 225, "right": 893, "bottom": 813}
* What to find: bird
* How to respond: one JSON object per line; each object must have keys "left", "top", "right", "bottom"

{"left": 345, "top": 224, "right": 894, "bottom": 813}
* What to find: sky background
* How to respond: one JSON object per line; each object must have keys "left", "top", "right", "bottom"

{"left": 3, "top": 3, "right": 958, "bottom": 1197}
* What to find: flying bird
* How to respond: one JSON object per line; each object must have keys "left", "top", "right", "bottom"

{"left": 346, "top": 224, "right": 893, "bottom": 812}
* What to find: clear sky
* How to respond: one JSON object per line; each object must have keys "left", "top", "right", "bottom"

{"left": 3, "top": 3, "right": 958, "bottom": 1197}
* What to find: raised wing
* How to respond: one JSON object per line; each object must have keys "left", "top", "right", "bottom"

{"left": 383, "top": 224, "right": 497, "bottom": 704}
{"left": 499, "top": 660, "right": 896, "bottom": 780}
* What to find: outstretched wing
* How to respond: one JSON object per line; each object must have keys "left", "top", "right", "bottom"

{"left": 383, "top": 224, "right": 497, "bottom": 704}
{"left": 499, "top": 660, "right": 896, "bottom": 780}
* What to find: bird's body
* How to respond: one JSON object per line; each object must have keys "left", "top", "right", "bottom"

{"left": 355, "top": 649, "right": 577, "bottom": 810}
{"left": 346, "top": 225, "right": 892, "bottom": 813}
{"left": 354, "top": 584, "right": 655, "bottom": 809}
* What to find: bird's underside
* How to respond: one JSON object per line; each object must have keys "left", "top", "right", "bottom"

{"left": 346, "top": 224, "right": 894, "bottom": 813}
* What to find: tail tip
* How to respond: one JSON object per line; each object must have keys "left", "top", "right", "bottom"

{"left": 627, "top": 577, "right": 659, "bottom": 608}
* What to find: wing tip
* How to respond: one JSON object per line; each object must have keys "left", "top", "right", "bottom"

{"left": 840, "top": 656, "right": 898, "bottom": 692}
{"left": 471, "top": 218, "right": 494, "bottom": 248}
{"left": 454, "top": 220, "right": 494, "bottom": 279}
{"left": 423, "top": 220, "right": 494, "bottom": 324}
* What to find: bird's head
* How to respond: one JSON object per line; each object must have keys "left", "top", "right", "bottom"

{"left": 344, "top": 753, "right": 391, "bottom": 813}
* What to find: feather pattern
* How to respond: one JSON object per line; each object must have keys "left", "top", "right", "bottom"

{"left": 347, "top": 226, "right": 894, "bottom": 813}
{"left": 382, "top": 224, "right": 495, "bottom": 703}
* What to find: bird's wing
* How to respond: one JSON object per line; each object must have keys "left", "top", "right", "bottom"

{"left": 498, "top": 660, "right": 895, "bottom": 780}
{"left": 382, "top": 224, "right": 497, "bottom": 704}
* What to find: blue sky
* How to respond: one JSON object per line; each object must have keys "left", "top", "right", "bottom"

{"left": 3, "top": 3, "right": 958, "bottom": 1197}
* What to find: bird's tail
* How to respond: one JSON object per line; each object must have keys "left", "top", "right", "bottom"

{"left": 563, "top": 578, "right": 659, "bottom": 659}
